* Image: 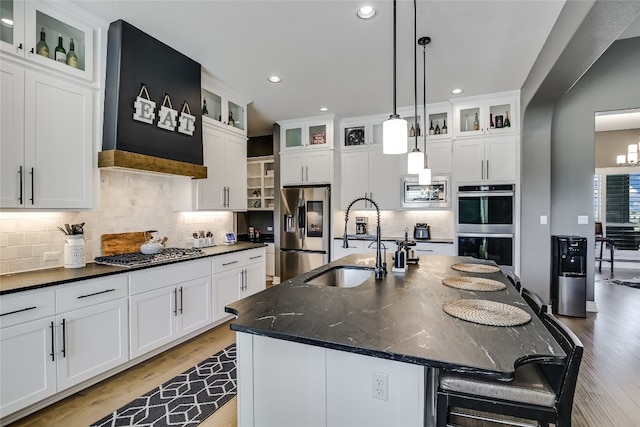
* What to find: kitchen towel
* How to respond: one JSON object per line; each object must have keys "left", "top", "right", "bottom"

{"left": 91, "top": 343, "right": 236, "bottom": 427}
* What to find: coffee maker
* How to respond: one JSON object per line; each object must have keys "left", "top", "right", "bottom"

{"left": 355, "top": 217, "right": 368, "bottom": 235}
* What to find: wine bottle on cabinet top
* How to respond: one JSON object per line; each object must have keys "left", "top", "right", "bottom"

{"left": 429, "top": 120, "right": 434, "bottom": 135}
{"left": 228, "top": 111, "right": 235, "bottom": 126}
{"left": 416, "top": 122, "right": 421, "bottom": 136}
{"left": 435, "top": 120, "right": 440, "bottom": 135}
{"left": 66, "top": 38, "right": 78, "bottom": 68}
{"left": 202, "top": 99, "right": 209, "bottom": 115}
{"left": 504, "top": 111, "right": 511, "bottom": 127}
{"left": 54, "top": 34, "right": 66, "bottom": 63}
{"left": 473, "top": 112, "right": 480, "bottom": 131}
{"left": 442, "top": 118, "right": 448, "bottom": 134}
{"left": 409, "top": 123, "right": 416, "bottom": 137}
{"left": 36, "top": 27, "right": 49, "bottom": 58}
{"left": 490, "top": 113, "right": 495, "bottom": 129}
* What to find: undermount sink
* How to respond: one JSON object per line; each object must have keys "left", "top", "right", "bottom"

{"left": 305, "top": 266, "right": 374, "bottom": 288}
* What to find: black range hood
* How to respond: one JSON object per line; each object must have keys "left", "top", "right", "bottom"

{"left": 99, "top": 20, "right": 207, "bottom": 179}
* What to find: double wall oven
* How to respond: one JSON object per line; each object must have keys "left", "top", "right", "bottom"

{"left": 456, "top": 184, "right": 515, "bottom": 271}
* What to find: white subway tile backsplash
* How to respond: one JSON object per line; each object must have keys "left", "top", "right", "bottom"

{"left": 0, "top": 170, "right": 233, "bottom": 275}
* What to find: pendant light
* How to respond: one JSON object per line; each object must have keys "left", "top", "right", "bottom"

{"left": 407, "top": 0, "right": 423, "bottom": 174}
{"left": 383, "top": 0, "right": 408, "bottom": 154}
{"left": 418, "top": 35, "right": 432, "bottom": 185}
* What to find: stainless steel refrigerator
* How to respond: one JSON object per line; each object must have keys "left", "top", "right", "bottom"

{"left": 280, "top": 185, "right": 331, "bottom": 281}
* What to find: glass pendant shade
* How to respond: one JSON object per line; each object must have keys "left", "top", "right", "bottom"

{"left": 407, "top": 149, "right": 424, "bottom": 174}
{"left": 419, "top": 167, "right": 432, "bottom": 185}
{"left": 383, "top": 116, "right": 408, "bottom": 154}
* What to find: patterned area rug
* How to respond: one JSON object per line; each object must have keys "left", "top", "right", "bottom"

{"left": 91, "top": 344, "right": 236, "bottom": 427}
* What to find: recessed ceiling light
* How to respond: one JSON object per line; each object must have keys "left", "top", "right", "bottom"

{"left": 319, "top": 107, "right": 328, "bottom": 112}
{"left": 268, "top": 75, "right": 281, "bottom": 83}
{"left": 1, "top": 18, "right": 14, "bottom": 26}
{"left": 451, "top": 88, "right": 464, "bottom": 95}
{"left": 357, "top": 6, "right": 376, "bottom": 19}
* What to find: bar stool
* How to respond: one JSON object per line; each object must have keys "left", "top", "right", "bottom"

{"left": 595, "top": 222, "right": 614, "bottom": 273}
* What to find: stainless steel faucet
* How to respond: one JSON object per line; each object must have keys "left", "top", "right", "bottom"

{"left": 343, "top": 197, "right": 386, "bottom": 279}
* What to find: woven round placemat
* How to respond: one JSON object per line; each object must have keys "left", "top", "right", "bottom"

{"left": 442, "top": 299, "right": 531, "bottom": 326}
{"left": 451, "top": 263, "right": 500, "bottom": 273}
{"left": 442, "top": 276, "right": 506, "bottom": 291}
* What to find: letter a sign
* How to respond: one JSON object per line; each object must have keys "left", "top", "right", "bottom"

{"left": 157, "top": 94, "right": 178, "bottom": 132}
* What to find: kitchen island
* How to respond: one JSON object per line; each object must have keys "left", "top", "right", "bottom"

{"left": 226, "top": 253, "right": 565, "bottom": 427}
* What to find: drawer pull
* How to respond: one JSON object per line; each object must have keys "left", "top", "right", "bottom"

{"left": 249, "top": 255, "right": 263, "bottom": 260}
{"left": 77, "top": 288, "right": 116, "bottom": 299}
{"left": 222, "top": 260, "right": 239, "bottom": 266}
{"left": 0, "top": 306, "right": 37, "bottom": 317}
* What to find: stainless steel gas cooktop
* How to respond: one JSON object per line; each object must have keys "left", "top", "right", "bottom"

{"left": 94, "top": 248, "right": 206, "bottom": 267}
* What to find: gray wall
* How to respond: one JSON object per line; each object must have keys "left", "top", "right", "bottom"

{"left": 520, "top": 0, "right": 640, "bottom": 305}
{"left": 551, "top": 36, "right": 640, "bottom": 300}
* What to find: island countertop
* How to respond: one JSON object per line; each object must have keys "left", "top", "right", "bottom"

{"left": 226, "top": 254, "right": 565, "bottom": 381}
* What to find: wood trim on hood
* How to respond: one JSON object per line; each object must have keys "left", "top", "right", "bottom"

{"left": 98, "top": 150, "right": 207, "bottom": 179}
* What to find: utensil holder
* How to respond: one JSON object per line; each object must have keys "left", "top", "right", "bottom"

{"left": 64, "top": 235, "right": 86, "bottom": 268}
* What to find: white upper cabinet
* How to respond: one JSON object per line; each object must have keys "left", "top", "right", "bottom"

{"left": 201, "top": 73, "right": 249, "bottom": 136}
{"left": 279, "top": 115, "right": 334, "bottom": 152}
{"left": 452, "top": 91, "right": 519, "bottom": 138}
{"left": 0, "top": 0, "right": 95, "bottom": 82}
{"left": 0, "top": 64, "right": 93, "bottom": 208}
{"left": 453, "top": 135, "right": 517, "bottom": 183}
{"left": 424, "top": 102, "right": 452, "bottom": 141}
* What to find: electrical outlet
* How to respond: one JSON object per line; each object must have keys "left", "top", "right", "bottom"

{"left": 44, "top": 251, "right": 60, "bottom": 261}
{"left": 267, "top": 226, "right": 273, "bottom": 232}
{"left": 371, "top": 371, "right": 388, "bottom": 401}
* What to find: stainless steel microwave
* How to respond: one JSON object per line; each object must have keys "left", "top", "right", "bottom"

{"left": 400, "top": 175, "right": 450, "bottom": 209}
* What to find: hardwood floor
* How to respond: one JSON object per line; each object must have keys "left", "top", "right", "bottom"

{"left": 7, "top": 273, "right": 640, "bottom": 427}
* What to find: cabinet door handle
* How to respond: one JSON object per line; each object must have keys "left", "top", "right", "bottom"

{"left": 0, "top": 306, "right": 36, "bottom": 317}
{"left": 226, "top": 187, "right": 230, "bottom": 207}
{"left": 17, "top": 43, "right": 23, "bottom": 50}
{"left": 173, "top": 288, "right": 178, "bottom": 316}
{"left": 306, "top": 166, "right": 309, "bottom": 181}
{"left": 301, "top": 166, "right": 304, "bottom": 182}
{"left": 480, "top": 160, "right": 484, "bottom": 180}
{"left": 249, "top": 255, "right": 262, "bottom": 260}
{"left": 29, "top": 167, "right": 34, "bottom": 204}
{"left": 50, "top": 321, "right": 55, "bottom": 362}
{"left": 30, "top": 47, "right": 34, "bottom": 54}
{"left": 61, "top": 318, "right": 66, "bottom": 358}
{"left": 486, "top": 160, "right": 489, "bottom": 180}
{"left": 18, "top": 166, "right": 23, "bottom": 205}
{"left": 77, "top": 289, "right": 115, "bottom": 299}
{"left": 222, "top": 260, "right": 239, "bottom": 266}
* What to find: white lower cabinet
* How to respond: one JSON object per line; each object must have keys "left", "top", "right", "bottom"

{"left": 0, "top": 316, "right": 56, "bottom": 418}
{"left": 129, "top": 259, "right": 212, "bottom": 359}
{"left": 0, "top": 275, "right": 128, "bottom": 418}
{"left": 237, "top": 333, "right": 424, "bottom": 427}
{"left": 213, "top": 248, "right": 266, "bottom": 322}
{"left": 414, "top": 242, "right": 455, "bottom": 256}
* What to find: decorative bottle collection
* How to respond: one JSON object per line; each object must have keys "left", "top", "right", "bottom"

{"left": 36, "top": 27, "right": 49, "bottom": 57}
{"left": 34, "top": 28, "right": 81, "bottom": 69}
{"left": 54, "top": 34, "right": 66, "bottom": 62}
{"left": 434, "top": 120, "right": 441, "bottom": 134}
{"left": 66, "top": 38, "right": 78, "bottom": 68}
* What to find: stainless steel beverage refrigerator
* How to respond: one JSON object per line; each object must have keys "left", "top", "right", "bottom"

{"left": 280, "top": 185, "right": 331, "bottom": 281}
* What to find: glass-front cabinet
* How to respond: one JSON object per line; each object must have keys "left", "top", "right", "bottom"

{"left": 201, "top": 73, "right": 248, "bottom": 135}
{"left": 339, "top": 114, "right": 386, "bottom": 150}
{"left": 425, "top": 102, "right": 451, "bottom": 140}
{"left": 280, "top": 115, "right": 334, "bottom": 152}
{"left": 0, "top": 0, "right": 94, "bottom": 81}
{"left": 453, "top": 92, "right": 519, "bottom": 138}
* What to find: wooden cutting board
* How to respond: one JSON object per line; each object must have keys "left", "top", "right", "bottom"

{"left": 101, "top": 232, "right": 148, "bottom": 256}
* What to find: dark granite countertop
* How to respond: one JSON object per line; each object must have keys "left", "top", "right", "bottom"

{"left": 0, "top": 242, "right": 265, "bottom": 295}
{"left": 226, "top": 254, "right": 565, "bottom": 380}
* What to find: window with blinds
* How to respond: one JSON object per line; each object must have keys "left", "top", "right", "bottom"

{"left": 604, "top": 173, "right": 639, "bottom": 250}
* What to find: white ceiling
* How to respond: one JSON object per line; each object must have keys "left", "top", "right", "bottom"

{"left": 71, "top": 0, "right": 574, "bottom": 136}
